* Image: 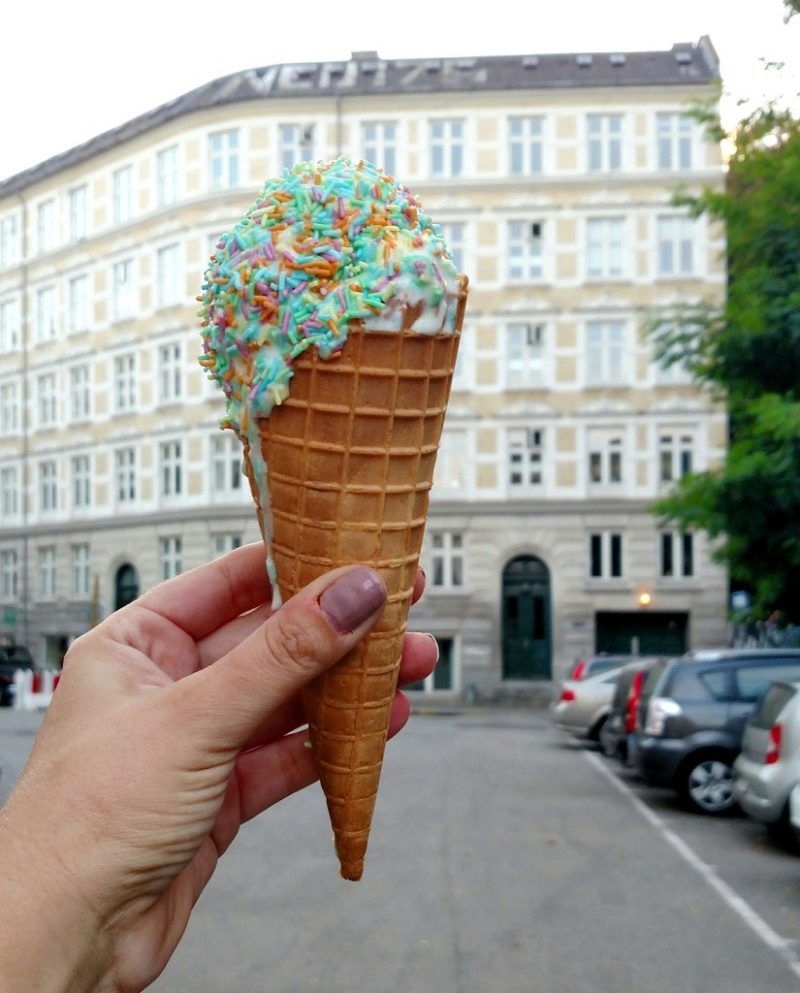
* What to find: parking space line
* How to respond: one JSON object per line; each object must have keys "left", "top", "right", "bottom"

{"left": 584, "top": 750, "right": 800, "bottom": 984}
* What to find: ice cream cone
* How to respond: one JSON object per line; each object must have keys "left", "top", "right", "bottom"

{"left": 243, "top": 275, "right": 468, "bottom": 880}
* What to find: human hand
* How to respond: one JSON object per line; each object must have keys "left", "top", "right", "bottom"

{"left": 0, "top": 544, "right": 437, "bottom": 993}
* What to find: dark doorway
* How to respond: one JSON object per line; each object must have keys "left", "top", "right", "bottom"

{"left": 502, "top": 556, "right": 552, "bottom": 680}
{"left": 115, "top": 564, "right": 140, "bottom": 610}
{"left": 595, "top": 611, "right": 688, "bottom": 657}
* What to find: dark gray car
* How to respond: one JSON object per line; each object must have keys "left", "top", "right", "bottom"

{"left": 635, "top": 649, "right": 800, "bottom": 814}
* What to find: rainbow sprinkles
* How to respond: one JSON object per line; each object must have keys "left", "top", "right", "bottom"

{"left": 198, "top": 156, "right": 462, "bottom": 595}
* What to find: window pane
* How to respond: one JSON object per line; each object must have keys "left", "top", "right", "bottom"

{"left": 610, "top": 534, "right": 622, "bottom": 577}
{"left": 590, "top": 534, "right": 602, "bottom": 577}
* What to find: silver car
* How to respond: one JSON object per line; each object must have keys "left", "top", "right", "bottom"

{"left": 734, "top": 680, "right": 800, "bottom": 836}
{"left": 551, "top": 667, "right": 622, "bottom": 741}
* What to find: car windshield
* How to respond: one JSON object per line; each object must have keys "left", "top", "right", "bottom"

{"left": 1, "top": 648, "right": 33, "bottom": 668}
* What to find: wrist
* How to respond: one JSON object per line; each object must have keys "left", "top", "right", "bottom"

{"left": 0, "top": 808, "right": 112, "bottom": 993}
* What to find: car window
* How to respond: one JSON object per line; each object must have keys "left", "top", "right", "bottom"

{"left": 588, "top": 660, "right": 627, "bottom": 677}
{"left": 669, "top": 665, "right": 732, "bottom": 702}
{"left": 750, "top": 682, "right": 798, "bottom": 729}
{"left": 735, "top": 663, "right": 800, "bottom": 703}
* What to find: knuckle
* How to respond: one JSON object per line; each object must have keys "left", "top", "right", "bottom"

{"left": 260, "top": 611, "right": 325, "bottom": 680}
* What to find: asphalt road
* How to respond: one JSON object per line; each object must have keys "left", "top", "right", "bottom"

{"left": 3, "top": 706, "right": 800, "bottom": 992}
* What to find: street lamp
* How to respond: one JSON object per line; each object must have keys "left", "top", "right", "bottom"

{"left": 638, "top": 591, "right": 652, "bottom": 608}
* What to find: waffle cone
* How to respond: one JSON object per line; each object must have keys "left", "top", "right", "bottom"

{"left": 243, "top": 276, "right": 467, "bottom": 880}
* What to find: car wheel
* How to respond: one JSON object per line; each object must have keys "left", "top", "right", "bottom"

{"left": 588, "top": 714, "right": 608, "bottom": 743}
{"left": 680, "top": 753, "right": 736, "bottom": 815}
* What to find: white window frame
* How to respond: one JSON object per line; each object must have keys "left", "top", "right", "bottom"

{"left": 71, "top": 454, "right": 91, "bottom": 509}
{"left": 37, "top": 372, "right": 58, "bottom": 427}
{"left": 588, "top": 430, "right": 624, "bottom": 487}
{"left": 657, "top": 215, "right": 697, "bottom": 277}
{"left": 0, "top": 298, "right": 20, "bottom": 352}
{"left": 68, "top": 185, "right": 88, "bottom": 241}
{"left": 160, "top": 536, "right": 183, "bottom": 580}
{"left": 157, "top": 244, "right": 182, "bottom": 308}
{"left": 37, "top": 199, "right": 56, "bottom": 254}
{"left": 438, "top": 222, "right": 466, "bottom": 276}
{"left": 278, "top": 123, "right": 315, "bottom": 171}
{"left": 69, "top": 364, "right": 91, "bottom": 422}
{"left": 361, "top": 121, "right": 398, "bottom": 175}
{"left": 508, "top": 427, "right": 544, "bottom": 493}
{"left": 0, "top": 548, "right": 18, "bottom": 600}
{"left": 68, "top": 274, "right": 90, "bottom": 333}
{"left": 39, "top": 460, "right": 58, "bottom": 513}
{"left": 36, "top": 286, "right": 57, "bottom": 342}
{"left": 113, "top": 165, "right": 134, "bottom": 225}
{"left": 115, "top": 447, "right": 137, "bottom": 505}
{"left": 113, "top": 352, "right": 138, "bottom": 413}
{"left": 508, "top": 116, "right": 544, "bottom": 175}
{"left": 429, "top": 119, "right": 465, "bottom": 179}
{"left": 0, "top": 214, "right": 20, "bottom": 269}
{"left": 160, "top": 441, "right": 183, "bottom": 498}
{"left": 429, "top": 531, "right": 465, "bottom": 590}
{"left": 157, "top": 145, "right": 180, "bottom": 207}
{"left": 587, "top": 113, "right": 624, "bottom": 172}
{"left": 586, "top": 217, "right": 627, "bottom": 279}
{"left": 112, "top": 259, "right": 136, "bottom": 320}
{"left": 586, "top": 321, "right": 626, "bottom": 385}
{"left": 0, "top": 382, "right": 19, "bottom": 435}
{"left": 71, "top": 544, "right": 91, "bottom": 598}
{"left": 159, "top": 342, "right": 183, "bottom": 403}
{"left": 659, "top": 531, "right": 695, "bottom": 578}
{"left": 1, "top": 467, "right": 18, "bottom": 517}
{"left": 432, "top": 428, "right": 469, "bottom": 497}
{"left": 507, "top": 322, "right": 545, "bottom": 389}
{"left": 212, "top": 433, "right": 243, "bottom": 498}
{"left": 38, "top": 546, "right": 57, "bottom": 599}
{"left": 659, "top": 431, "right": 694, "bottom": 483}
{"left": 212, "top": 534, "right": 243, "bottom": 558}
{"left": 589, "top": 531, "right": 624, "bottom": 579}
{"left": 209, "top": 130, "right": 240, "bottom": 190}
{"left": 657, "top": 113, "right": 694, "bottom": 170}
{"left": 507, "top": 220, "right": 545, "bottom": 282}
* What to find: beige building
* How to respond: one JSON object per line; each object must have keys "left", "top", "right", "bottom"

{"left": 0, "top": 40, "right": 727, "bottom": 693}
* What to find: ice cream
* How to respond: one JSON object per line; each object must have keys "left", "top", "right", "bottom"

{"left": 199, "top": 156, "right": 467, "bottom": 878}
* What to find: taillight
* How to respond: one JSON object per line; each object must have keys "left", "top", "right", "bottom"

{"left": 570, "top": 661, "right": 586, "bottom": 680}
{"left": 625, "top": 670, "right": 646, "bottom": 733}
{"left": 766, "top": 723, "right": 782, "bottom": 765}
{"left": 560, "top": 688, "right": 576, "bottom": 702}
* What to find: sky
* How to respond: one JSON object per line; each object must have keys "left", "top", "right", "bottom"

{"left": 2, "top": 0, "right": 798, "bottom": 182}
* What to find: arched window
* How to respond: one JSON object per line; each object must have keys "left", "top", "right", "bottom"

{"left": 114, "top": 564, "right": 139, "bottom": 610}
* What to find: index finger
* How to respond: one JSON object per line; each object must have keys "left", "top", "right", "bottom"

{"left": 134, "top": 542, "right": 271, "bottom": 641}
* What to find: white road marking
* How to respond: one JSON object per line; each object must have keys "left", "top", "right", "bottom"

{"left": 584, "top": 750, "right": 800, "bottom": 984}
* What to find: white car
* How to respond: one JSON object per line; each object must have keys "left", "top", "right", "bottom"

{"left": 551, "top": 667, "right": 622, "bottom": 741}
{"left": 734, "top": 680, "right": 800, "bottom": 839}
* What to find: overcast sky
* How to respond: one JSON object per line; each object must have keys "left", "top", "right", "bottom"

{"left": 2, "top": 0, "right": 797, "bottom": 182}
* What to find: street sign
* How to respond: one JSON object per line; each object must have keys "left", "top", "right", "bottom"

{"left": 2, "top": 608, "right": 17, "bottom": 627}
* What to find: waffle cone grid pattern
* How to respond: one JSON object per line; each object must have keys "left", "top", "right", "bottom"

{"left": 245, "top": 319, "right": 461, "bottom": 879}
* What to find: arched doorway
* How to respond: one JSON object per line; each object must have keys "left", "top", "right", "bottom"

{"left": 115, "top": 564, "right": 140, "bottom": 610}
{"left": 502, "top": 555, "right": 552, "bottom": 680}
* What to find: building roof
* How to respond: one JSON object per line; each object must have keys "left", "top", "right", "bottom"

{"left": 0, "top": 38, "right": 719, "bottom": 198}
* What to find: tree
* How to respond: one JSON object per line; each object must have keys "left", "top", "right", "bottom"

{"left": 649, "top": 99, "right": 800, "bottom": 622}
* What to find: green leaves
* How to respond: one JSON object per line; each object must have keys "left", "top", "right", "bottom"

{"left": 648, "top": 103, "right": 800, "bottom": 620}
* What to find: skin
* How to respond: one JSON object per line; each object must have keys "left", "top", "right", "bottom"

{"left": 0, "top": 543, "right": 436, "bottom": 993}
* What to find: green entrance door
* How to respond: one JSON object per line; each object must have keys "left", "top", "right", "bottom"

{"left": 502, "top": 556, "right": 552, "bottom": 680}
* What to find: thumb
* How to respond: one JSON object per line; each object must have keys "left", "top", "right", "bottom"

{"left": 175, "top": 565, "right": 387, "bottom": 751}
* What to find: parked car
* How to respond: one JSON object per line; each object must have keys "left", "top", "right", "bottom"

{"left": 734, "top": 681, "right": 800, "bottom": 840}
{"left": 0, "top": 644, "right": 34, "bottom": 706}
{"left": 551, "top": 666, "right": 623, "bottom": 742}
{"left": 636, "top": 649, "right": 800, "bottom": 814}
{"left": 568, "top": 654, "right": 633, "bottom": 681}
{"left": 600, "top": 658, "right": 661, "bottom": 761}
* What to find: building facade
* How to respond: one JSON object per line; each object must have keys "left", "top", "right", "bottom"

{"left": 0, "top": 40, "right": 728, "bottom": 691}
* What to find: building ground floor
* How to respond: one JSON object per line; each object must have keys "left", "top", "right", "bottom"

{"left": 0, "top": 500, "right": 728, "bottom": 696}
